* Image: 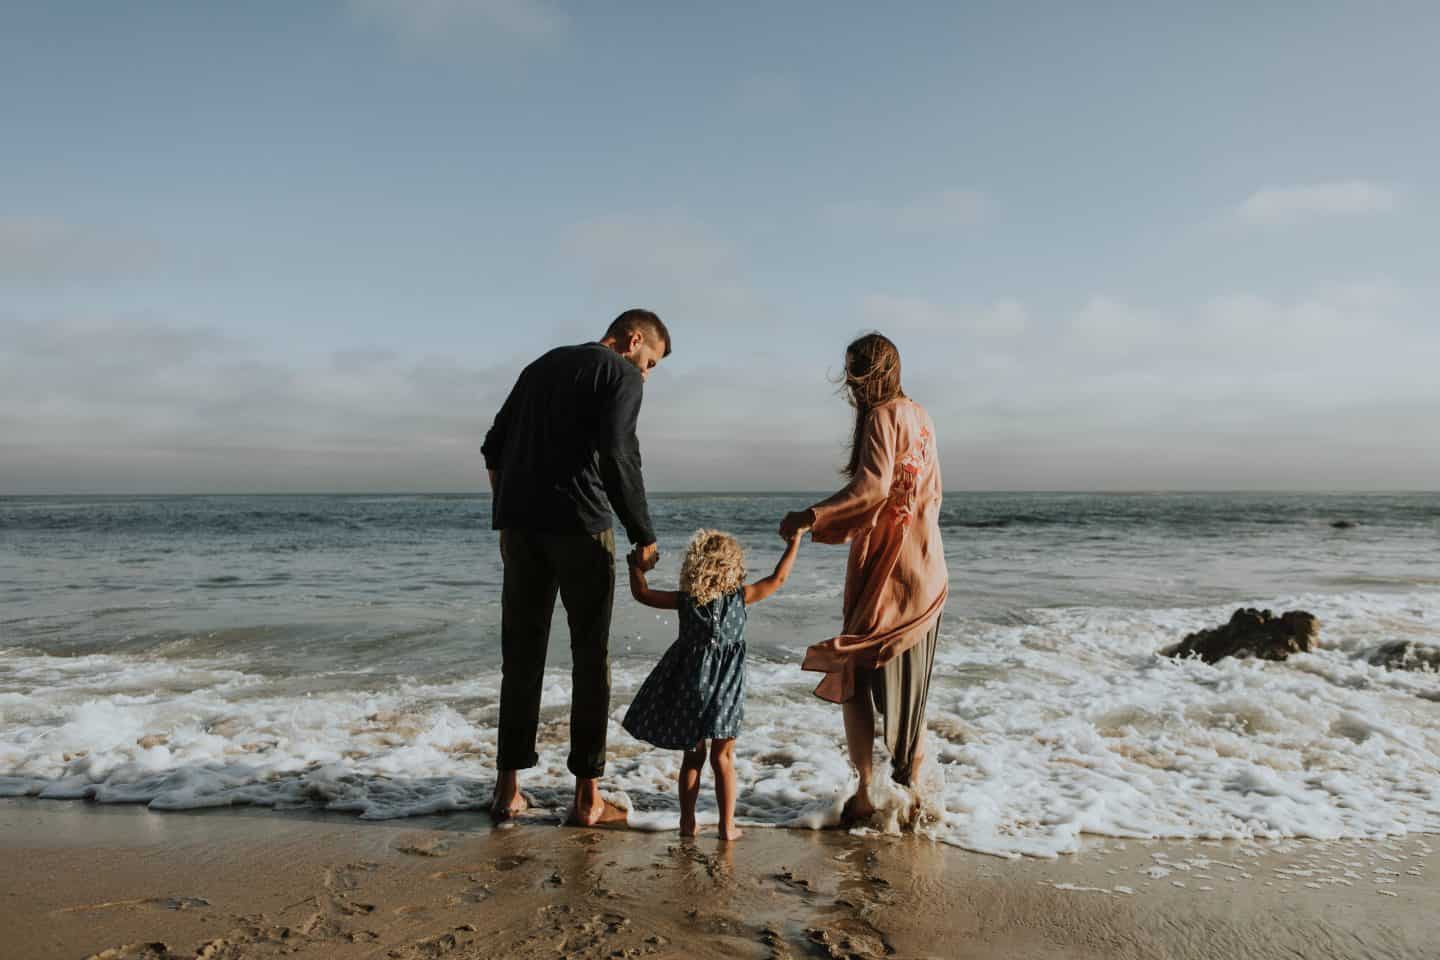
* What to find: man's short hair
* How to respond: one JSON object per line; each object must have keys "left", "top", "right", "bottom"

{"left": 605, "top": 309, "right": 672, "bottom": 357}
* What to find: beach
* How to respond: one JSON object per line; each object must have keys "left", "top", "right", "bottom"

{"left": 11, "top": 1, "right": 1440, "bottom": 953}
{"left": 1, "top": 799, "right": 1433, "bottom": 959}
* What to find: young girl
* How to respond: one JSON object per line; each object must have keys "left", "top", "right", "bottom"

{"left": 622, "top": 528, "right": 801, "bottom": 840}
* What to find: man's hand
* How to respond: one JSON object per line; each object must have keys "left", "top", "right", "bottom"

{"left": 632, "top": 542, "right": 659, "bottom": 572}
{"left": 779, "top": 509, "right": 815, "bottom": 541}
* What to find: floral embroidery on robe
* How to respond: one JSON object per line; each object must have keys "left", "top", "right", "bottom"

{"left": 800, "top": 400, "right": 947, "bottom": 703}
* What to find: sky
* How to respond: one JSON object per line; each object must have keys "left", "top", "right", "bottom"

{"left": 2, "top": 2, "right": 1438, "bottom": 493}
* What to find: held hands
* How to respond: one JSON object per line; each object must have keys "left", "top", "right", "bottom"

{"left": 628, "top": 542, "right": 660, "bottom": 573}
{"left": 778, "top": 509, "right": 815, "bottom": 542}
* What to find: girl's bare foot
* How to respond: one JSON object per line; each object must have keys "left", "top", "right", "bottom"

{"left": 679, "top": 812, "right": 698, "bottom": 837}
{"left": 718, "top": 823, "right": 744, "bottom": 841}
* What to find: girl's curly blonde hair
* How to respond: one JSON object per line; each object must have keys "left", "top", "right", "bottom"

{"left": 679, "top": 529, "right": 746, "bottom": 605}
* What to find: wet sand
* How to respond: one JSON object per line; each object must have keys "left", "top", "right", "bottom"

{"left": 0, "top": 799, "right": 1433, "bottom": 960}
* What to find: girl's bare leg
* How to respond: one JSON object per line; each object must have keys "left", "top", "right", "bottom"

{"left": 679, "top": 744, "right": 705, "bottom": 837}
{"left": 709, "top": 738, "right": 742, "bottom": 840}
{"left": 842, "top": 697, "right": 876, "bottom": 821}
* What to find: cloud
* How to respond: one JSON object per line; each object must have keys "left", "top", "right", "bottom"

{"left": 1235, "top": 180, "right": 1397, "bottom": 225}
{"left": 1067, "top": 283, "right": 1404, "bottom": 358}
{"left": 350, "top": 0, "right": 568, "bottom": 43}
{"left": 824, "top": 187, "right": 987, "bottom": 234}
{"left": 861, "top": 294, "right": 1028, "bottom": 337}
{"left": 874, "top": 280, "right": 1440, "bottom": 488}
{"left": 4, "top": 276, "right": 1436, "bottom": 493}
{"left": 640, "top": 360, "right": 851, "bottom": 490}
{"left": 1068, "top": 296, "right": 1155, "bottom": 355}
{"left": 0, "top": 217, "right": 158, "bottom": 286}
{"left": 565, "top": 213, "right": 735, "bottom": 290}
{"left": 0, "top": 314, "right": 513, "bottom": 493}
{"left": 0, "top": 309, "right": 855, "bottom": 493}
{"left": 561, "top": 211, "right": 767, "bottom": 336}
{"left": 893, "top": 188, "right": 987, "bottom": 232}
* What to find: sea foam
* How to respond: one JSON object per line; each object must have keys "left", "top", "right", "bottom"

{"left": 2, "top": 590, "right": 1437, "bottom": 858}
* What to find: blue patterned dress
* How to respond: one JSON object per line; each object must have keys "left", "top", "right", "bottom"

{"left": 622, "top": 589, "right": 748, "bottom": 749}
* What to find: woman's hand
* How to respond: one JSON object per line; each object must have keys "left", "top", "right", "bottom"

{"left": 779, "top": 508, "right": 815, "bottom": 541}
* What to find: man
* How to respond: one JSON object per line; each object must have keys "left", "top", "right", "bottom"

{"left": 481, "top": 308, "right": 670, "bottom": 826}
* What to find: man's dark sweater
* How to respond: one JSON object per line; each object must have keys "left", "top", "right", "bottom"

{"left": 481, "top": 342, "right": 656, "bottom": 546}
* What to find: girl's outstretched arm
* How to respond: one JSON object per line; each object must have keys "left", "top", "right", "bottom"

{"left": 628, "top": 554, "right": 681, "bottom": 610}
{"left": 743, "top": 533, "right": 802, "bottom": 604}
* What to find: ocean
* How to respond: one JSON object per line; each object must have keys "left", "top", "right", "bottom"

{"left": 2, "top": 492, "right": 1437, "bottom": 857}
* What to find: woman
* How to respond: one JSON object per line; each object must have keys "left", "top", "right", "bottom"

{"left": 779, "top": 333, "right": 947, "bottom": 824}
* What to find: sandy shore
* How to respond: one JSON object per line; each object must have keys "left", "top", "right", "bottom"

{"left": 0, "top": 799, "right": 1433, "bottom": 960}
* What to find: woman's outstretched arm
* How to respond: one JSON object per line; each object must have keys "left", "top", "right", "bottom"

{"left": 743, "top": 533, "right": 802, "bottom": 604}
{"left": 791, "top": 404, "right": 900, "bottom": 544}
{"left": 628, "top": 554, "right": 681, "bottom": 610}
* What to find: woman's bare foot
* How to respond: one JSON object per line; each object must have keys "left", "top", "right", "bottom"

{"left": 839, "top": 792, "right": 875, "bottom": 827}
{"left": 679, "top": 811, "right": 698, "bottom": 837}
{"left": 718, "top": 823, "right": 744, "bottom": 841}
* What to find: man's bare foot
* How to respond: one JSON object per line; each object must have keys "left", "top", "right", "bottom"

{"left": 489, "top": 778, "right": 529, "bottom": 823}
{"left": 679, "top": 812, "right": 698, "bottom": 837}
{"left": 838, "top": 792, "right": 875, "bottom": 827}
{"left": 566, "top": 798, "right": 629, "bottom": 827}
{"left": 718, "top": 823, "right": 744, "bottom": 841}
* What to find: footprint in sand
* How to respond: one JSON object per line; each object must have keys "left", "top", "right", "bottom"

{"left": 322, "top": 861, "right": 379, "bottom": 892}
{"left": 773, "top": 869, "right": 813, "bottom": 895}
{"left": 386, "top": 925, "right": 479, "bottom": 959}
{"left": 396, "top": 836, "right": 458, "bottom": 858}
{"left": 806, "top": 922, "right": 893, "bottom": 960}
{"left": 443, "top": 886, "right": 493, "bottom": 906}
{"left": 85, "top": 944, "right": 178, "bottom": 960}
{"left": 319, "top": 862, "right": 379, "bottom": 916}
{"left": 65, "top": 896, "right": 210, "bottom": 914}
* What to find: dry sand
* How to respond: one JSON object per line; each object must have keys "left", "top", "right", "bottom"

{"left": 0, "top": 798, "right": 1434, "bottom": 960}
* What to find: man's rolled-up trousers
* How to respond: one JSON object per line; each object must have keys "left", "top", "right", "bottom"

{"left": 495, "top": 528, "right": 615, "bottom": 779}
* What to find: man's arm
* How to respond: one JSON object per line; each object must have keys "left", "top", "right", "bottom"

{"left": 596, "top": 369, "right": 657, "bottom": 548}
{"left": 480, "top": 382, "right": 519, "bottom": 479}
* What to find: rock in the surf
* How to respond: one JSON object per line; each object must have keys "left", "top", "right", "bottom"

{"left": 1331, "top": 520, "right": 1357, "bottom": 529}
{"left": 1368, "top": 641, "right": 1440, "bottom": 672}
{"left": 1161, "top": 608, "right": 1319, "bottom": 664}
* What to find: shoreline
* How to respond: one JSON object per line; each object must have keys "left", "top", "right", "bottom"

{"left": 1, "top": 799, "right": 1433, "bottom": 959}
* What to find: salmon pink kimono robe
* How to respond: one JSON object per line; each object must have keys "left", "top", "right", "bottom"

{"left": 801, "top": 398, "right": 947, "bottom": 703}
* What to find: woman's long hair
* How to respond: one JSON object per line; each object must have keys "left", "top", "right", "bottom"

{"left": 839, "top": 332, "right": 905, "bottom": 479}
